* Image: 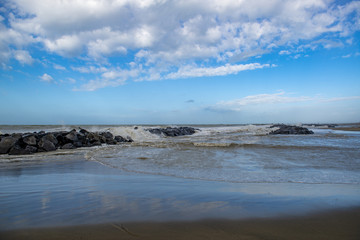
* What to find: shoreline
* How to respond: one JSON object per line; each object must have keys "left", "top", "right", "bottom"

{"left": 330, "top": 127, "right": 360, "bottom": 132}
{"left": 2, "top": 207, "right": 360, "bottom": 240}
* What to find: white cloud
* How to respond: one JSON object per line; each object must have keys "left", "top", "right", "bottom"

{"left": 166, "top": 63, "right": 271, "bottom": 79}
{"left": 40, "top": 73, "right": 53, "bottom": 82}
{"left": 214, "top": 92, "right": 314, "bottom": 111}
{"left": 71, "top": 66, "right": 108, "bottom": 74}
{"left": 279, "top": 50, "right": 291, "bottom": 55}
{"left": 53, "top": 64, "right": 66, "bottom": 70}
{"left": 75, "top": 68, "right": 140, "bottom": 91}
{"left": 321, "top": 96, "right": 360, "bottom": 102}
{"left": 44, "top": 35, "right": 82, "bottom": 57}
{"left": 1, "top": 0, "right": 360, "bottom": 88}
{"left": 13, "top": 50, "right": 34, "bottom": 65}
{"left": 210, "top": 92, "right": 360, "bottom": 112}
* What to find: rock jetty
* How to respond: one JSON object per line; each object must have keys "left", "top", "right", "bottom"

{"left": 147, "top": 127, "right": 197, "bottom": 137}
{"left": 0, "top": 129, "right": 133, "bottom": 155}
{"left": 269, "top": 124, "right": 314, "bottom": 135}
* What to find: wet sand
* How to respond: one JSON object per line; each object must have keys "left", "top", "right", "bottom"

{"left": 1, "top": 150, "right": 360, "bottom": 239}
{"left": 331, "top": 127, "right": 360, "bottom": 131}
{"left": 1, "top": 207, "right": 360, "bottom": 240}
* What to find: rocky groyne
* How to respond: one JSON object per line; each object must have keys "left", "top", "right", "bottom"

{"left": 146, "top": 127, "right": 197, "bottom": 137}
{"left": 269, "top": 124, "right": 314, "bottom": 135}
{"left": 0, "top": 128, "right": 133, "bottom": 155}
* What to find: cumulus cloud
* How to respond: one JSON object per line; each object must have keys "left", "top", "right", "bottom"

{"left": 40, "top": 73, "right": 54, "bottom": 82}
{"left": 13, "top": 50, "right": 34, "bottom": 65}
{"left": 2, "top": 0, "right": 360, "bottom": 89}
{"left": 76, "top": 68, "right": 139, "bottom": 91}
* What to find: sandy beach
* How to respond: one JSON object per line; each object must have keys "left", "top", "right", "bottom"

{"left": 2, "top": 207, "right": 360, "bottom": 240}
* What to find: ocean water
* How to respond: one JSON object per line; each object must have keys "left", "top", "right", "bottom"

{"left": 1, "top": 124, "right": 360, "bottom": 184}
{"left": 1, "top": 124, "right": 360, "bottom": 229}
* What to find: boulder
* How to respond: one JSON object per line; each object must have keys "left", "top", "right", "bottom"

{"left": 0, "top": 136, "right": 19, "bottom": 154}
{"left": 61, "top": 143, "right": 76, "bottom": 149}
{"left": 87, "top": 132, "right": 101, "bottom": 143}
{"left": 25, "top": 145, "right": 38, "bottom": 153}
{"left": 8, "top": 144, "right": 35, "bottom": 155}
{"left": 41, "top": 134, "right": 58, "bottom": 145}
{"left": 79, "top": 128, "right": 89, "bottom": 135}
{"left": 38, "top": 139, "right": 57, "bottom": 152}
{"left": 23, "top": 135, "right": 37, "bottom": 146}
{"left": 65, "top": 130, "right": 78, "bottom": 142}
{"left": 115, "top": 135, "right": 133, "bottom": 143}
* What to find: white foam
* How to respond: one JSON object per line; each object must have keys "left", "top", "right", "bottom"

{"left": 108, "top": 126, "right": 161, "bottom": 142}
{"left": 195, "top": 125, "right": 274, "bottom": 136}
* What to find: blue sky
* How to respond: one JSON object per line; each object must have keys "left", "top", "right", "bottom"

{"left": 0, "top": 0, "right": 359, "bottom": 124}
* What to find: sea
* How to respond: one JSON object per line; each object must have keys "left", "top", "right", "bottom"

{"left": 1, "top": 124, "right": 360, "bottom": 230}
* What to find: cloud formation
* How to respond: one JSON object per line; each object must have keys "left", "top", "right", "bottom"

{"left": 40, "top": 73, "right": 53, "bottom": 83}
{"left": 210, "top": 92, "right": 360, "bottom": 112}
{"left": 1, "top": 0, "right": 360, "bottom": 90}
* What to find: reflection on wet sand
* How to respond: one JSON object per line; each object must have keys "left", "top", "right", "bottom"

{"left": 2, "top": 207, "right": 360, "bottom": 240}
{"left": 1, "top": 159, "right": 360, "bottom": 232}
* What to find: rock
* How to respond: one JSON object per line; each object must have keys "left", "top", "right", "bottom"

{"left": 269, "top": 125, "right": 314, "bottom": 135}
{"left": 115, "top": 135, "right": 133, "bottom": 143}
{"left": 61, "top": 143, "right": 76, "bottom": 149}
{"left": 8, "top": 144, "right": 35, "bottom": 155}
{"left": 0, "top": 136, "right": 19, "bottom": 154}
{"left": 147, "top": 127, "right": 197, "bottom": 137}
{"left": 65, "top": 130, "right": 78, "bottom": 142}
{"left": 1, "top": 128, "right": 133, "bottom": 155}
{"left": 23, "top": 135, "right": 37, "bottom": 146}
{"left": 87, "top": 132, "right": 100, "bottom": 143}
{"left": 25, "top": 145, "right": 38, "bottom": 153}
{"left": 91, "top": 141, "right": 101, "bottom": 146}
{"left": 79, "top": 128, "right": 89, "bottom": 135}
{"left": 100, "top": 132, "right": 114, "bottom": 140}
{"left": 38, "top": 139, "right": 57, "bottom": 152}
{"left": 42, "top": 134, "right": 58, "bottom": 145}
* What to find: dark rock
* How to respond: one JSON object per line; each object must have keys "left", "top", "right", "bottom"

{"left": 56, "top": 134, "right": 68, "bottom": 146}
{"left": 106, "top": 139, "right": 118, "bottom": 145}
{"left": 23, "top": 135, "right": 37, "bottom": 146}
{"left": 87, "top": 132, "right": 100, "bottom": 143}
{"left": 100, "top": 132, "right": 114, "bottom": 140}
{"left": 79, "top": 128, "right": 89, "bottom": 135}
{"left": 115, "top": 135, "right": 133, "bottom": 143}
{"left": 38, "top": 139, "right": 57, "bottom": 152}
{"left": 9, "top": 144, "right": 37, "bottom": 155}
{"left": 65, "top": 131, "right": 78, "bottom": 142}
{"left": 61, "top": 143, "right": 76, "bottom": 149}
{"left": 1, "top": 128, "right": 133, "bottom": 155}
{"left": 147, "top": 127, "right": 197, "bottom": 137}
{"left": 0, "top": 136, "right": 19, "bottom": 154}
{"left": 90, "top": 141, "right": 101, "bottom": 146}
{"left": 25, "top": 145, "right": 38, "bottom": 153}
{"left": 269, "top": 125, "right": 314, "bottom": 135}
{"left": 42, "top": 134, "right": 58, "bottom": 145}
{"left": 9, "top": 144, "right": 31, "bottom": 155}
{"left": 73, "top": 141, "right": 83, "bottom": 148}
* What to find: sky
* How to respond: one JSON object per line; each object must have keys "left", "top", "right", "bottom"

{"left": 0, "top": 0, "right": 359, "bottom": 125}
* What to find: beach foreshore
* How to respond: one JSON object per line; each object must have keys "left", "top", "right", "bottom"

{"left": 1, "top": 207, "right": 360, "bottom": 240}
{"left": 331, "top": 127, "right": 360, "bottom": 131}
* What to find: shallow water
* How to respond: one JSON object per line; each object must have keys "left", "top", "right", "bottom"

{"left": 1, "top": 124, "right": 360, "bottom": 230}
